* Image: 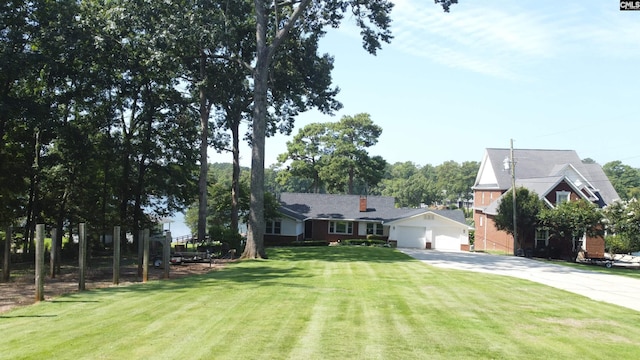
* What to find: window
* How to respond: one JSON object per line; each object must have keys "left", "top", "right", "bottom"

{"left": 266, "top": 220, "right": 282, "bottom": 235}
{"left": 572, "top": 235, "right": 582, "bottom": 252}
{"left": 556, "top": 191, "right": 570, "bottom": 204}
{"left": 366, "top": 223, "right": 384, "bottom": 236}
{"left": 329, "top": 221, "right": 352, "bottom": 235}
{"left": 535, "top": 229, "right": 549, "bottom": 248}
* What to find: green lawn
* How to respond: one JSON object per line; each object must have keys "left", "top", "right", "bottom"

{"left": 1, "top": 246, "right": 640, "bottom": 359}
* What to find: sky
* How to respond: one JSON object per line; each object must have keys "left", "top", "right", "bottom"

{"left": 208, "top": 0, "right": 640, "bottom": 171}
{"left": 171, "top": 0, "right": 640, "bottom": 238}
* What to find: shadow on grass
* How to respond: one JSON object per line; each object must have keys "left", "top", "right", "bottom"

{"left": 42, "top": 247, "right": 414, "bottom": 302}
{"left": 0, "top": 314, "right": 57, "bottom": 319}
{"left": 267, "top": 246, "right": 412, "bottom": 263}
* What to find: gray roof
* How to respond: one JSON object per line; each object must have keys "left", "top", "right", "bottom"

{"left": 476, "top": 148, "right": 619, "bottom": 205}
{"left": 278, "top": 193, "right": 468, "bottom": 225}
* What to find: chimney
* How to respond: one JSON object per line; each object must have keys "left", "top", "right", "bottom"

{"left": 359, "top": 195, "right": 367, "bottom": 212}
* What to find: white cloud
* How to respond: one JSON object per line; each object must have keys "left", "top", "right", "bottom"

{"left": 389, "top": 0, "right": 640, "bottom": 79}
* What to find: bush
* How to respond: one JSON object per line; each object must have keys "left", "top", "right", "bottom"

{"left": 289, "top": 241, "right": 330, "bottom": 247}
{"left": 341, "top": 239, "right": 388, "bottom": 247}
{"left": 208, "top": 225, "right": 245, "bottom": 255}
{"left": 605, "top": 234, "right": 636, "bottom": 254}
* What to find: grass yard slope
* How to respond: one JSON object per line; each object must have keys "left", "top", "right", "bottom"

{"left": 1, "top": 246, "right": 640, "bottom": 359}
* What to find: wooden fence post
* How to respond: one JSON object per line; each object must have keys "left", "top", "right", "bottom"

{"left": 113, "top": 226, "right": 121, "bottom": 285}
{"left": 50, "top": 228, "right": 57, "bottom": 278}
{"left": 142, "top": 229, "right": 149, "bottom": 283}
{"left": 35, "top": 224, "right": 45, "bottom": 302}
{"left": 163, "top": 231, "right": 171, "bottom": 279}
{"left": 2, "top": 226, "right": 11, "bottom": 282}
{"left": 78, "top": 223, "right": 86, "bottom": 291}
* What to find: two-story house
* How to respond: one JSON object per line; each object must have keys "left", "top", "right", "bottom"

{"left": 473, "top": 148, "right": 619, "bottom": 258}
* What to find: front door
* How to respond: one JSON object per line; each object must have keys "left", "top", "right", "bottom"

{"left": 305, "top": 220, "right": 313, "bottom": 240}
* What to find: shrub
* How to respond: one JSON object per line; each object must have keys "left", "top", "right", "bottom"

{"left": 290, "top": 241, "right": 330, "bottom": 247}
{"left": 605, "top": 234, "right": 635, "bottom": 254}
{"left": 208, "top": 225, "right": 245, "bottom": 254}
{"left": 341, "top": 239, "right": 388, "bottom": 247}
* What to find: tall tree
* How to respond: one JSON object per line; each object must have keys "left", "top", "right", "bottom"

{"left": 166, "top": 0, "right": 231, "bottom": 243}
{"left": 0, "top": 1, "right": 39, "bottom": 230}
{"left": 375, "top": 162, "right": 440, "bottom": 208}
{"left": 603, "top": 161, "right": 640, "bottom": 201}
{"left": 77, "top": 0, "right": 199, "bottom": 245}
{"left": 277, "top": 122, "right": 330, "bottom": 193}
{"left": 214, "top": 6, "right": 341, "bottom": 235}
{"left": 494, "top": 187, "right": 544, "bottom": 250}
{"left": 244, "top": 0, "right": 400, "bottom": 259}
{"left": 278, "top": 114, "right": 386, "bottom": 195}
{"left": 435, "top": 161, "right": 479, "bottom": 206}
{"left": 322, "top": 113, "right": 385, "bottom": 194}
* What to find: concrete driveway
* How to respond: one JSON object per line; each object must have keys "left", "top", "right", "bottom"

{"left": 400, "top": 249, "right": 640, "bottom": 313}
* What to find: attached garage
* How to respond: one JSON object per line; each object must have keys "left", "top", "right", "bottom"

{"left": 395, "top": 226, "right": 427, "bottom": 249}
{"left": 432, "top": 227, "right": 462, "bottom": 251}
{"left": 388, "top": 211, "right": 471, "bottom": 251}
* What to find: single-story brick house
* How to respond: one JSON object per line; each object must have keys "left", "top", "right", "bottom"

{"left": 265, "top": 193, "right": 473, "bottom": 251}
{"left": 472, "top": 148, "right": 620, "bottom": 258}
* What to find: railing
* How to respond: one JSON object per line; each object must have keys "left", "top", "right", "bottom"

{"left": 174, "top": 234, "right": 195, "bottom": 244}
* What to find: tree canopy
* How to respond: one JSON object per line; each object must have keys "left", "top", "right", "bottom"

{"left": 494, "top": 187, "right": 544, "bottom": 250}
{"left": 602, "top": 199, "right": 640, "bottom": 253}
{"left": 538, "top": 199, "right": 604, "bottom": 251}
{"left": 603, "top": 161, "right": 640, "bottom": 201}
{"left": 277, "top": 113, "right": 386, "bottom": 194}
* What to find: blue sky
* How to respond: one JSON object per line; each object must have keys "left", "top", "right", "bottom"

{"left": 210, "top": 0, "right": 640, "bottom": 170}
{"left": 173, "top": 0, "right": 640, "bottom": 238}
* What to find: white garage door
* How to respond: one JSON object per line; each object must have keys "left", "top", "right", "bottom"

{"left": 396, "top": 226, "right": 426, "bottom": 249}
{"left": 432, "top": 227, "right": 461, "bottom": 251}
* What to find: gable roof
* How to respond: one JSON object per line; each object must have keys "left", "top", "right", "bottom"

{"left": 482, "top": 176, "right": 589, "bottom": 215}
{"left": 277, "top": 193, "right": 468, "bottom": 226}
{"left": 474, "top": 148, "right": 619, "bottom": 205}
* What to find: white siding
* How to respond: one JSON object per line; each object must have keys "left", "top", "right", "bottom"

{"left": 281, "top": 218, "right": 302, "bottom": 236}
{"left": 388, "top": 213, "right": 469, "bottom": 251}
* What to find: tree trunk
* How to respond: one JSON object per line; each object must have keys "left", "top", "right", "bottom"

{"left": 25, "top": 130, "right": 41, "bottom": 255}
{"left": 348, "top": 165, "right": 355, "bottom": 195}
{"left": 243, "top": 0, "right": 312, "bottom": 259}
{"left": 2, "top": 226, "right": 11, "bottom": 282}
{"left": 53, "top": 189, "right": 69, "bottom": 277}
{"left": 230, "top": 112, "right": 241, "bottom": 235}
{"left": 133, "top": 93, "right": 154, "bottom": 252}
{"left": 198, "top": 50, "right": 210, "bottom": 243}
{"left": 119, "top": 134, "right": 132, "bottom": 248}
{"left": 243, "top": 1, "right": 270, "bottom": 259}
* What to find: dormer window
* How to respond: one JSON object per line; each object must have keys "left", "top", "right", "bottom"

{"left": 556, "top": 191, "right": 570, "bottom": 204}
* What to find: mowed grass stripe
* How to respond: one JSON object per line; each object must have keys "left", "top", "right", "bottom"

{"left": 2, "top": 246, "right": 640, "bottom": 359}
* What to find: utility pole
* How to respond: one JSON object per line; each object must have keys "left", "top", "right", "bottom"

{"left": 510, "top": 139, "right": 517, "bottom": 255}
